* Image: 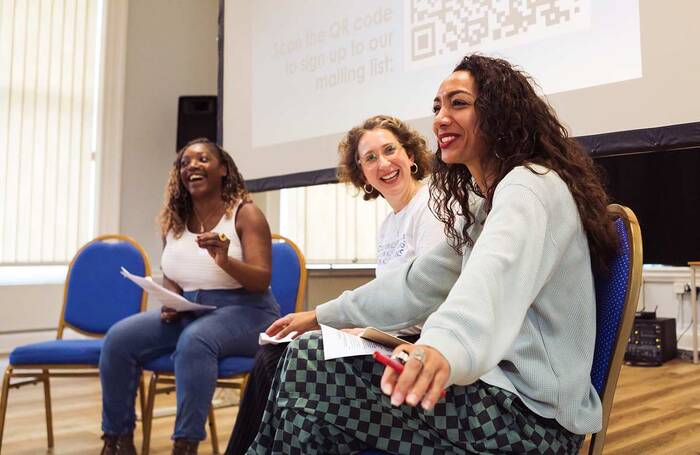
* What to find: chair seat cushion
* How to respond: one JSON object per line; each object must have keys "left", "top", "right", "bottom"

{"left": 143, "top": 354, "right": 176, "bottom": 372}
{"left": 218, "top": 356, "right": 255, "bottom": 376}
{"left": 9, "top": 339, "right": 103, "bottom": 366}
{"left": 144, "top": 353, "right": 255, "bottom": 377}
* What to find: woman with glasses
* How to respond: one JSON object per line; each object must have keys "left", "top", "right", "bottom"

{"left": 248, "top": 54, "right": 617, "bottom": 454}
{"left": 337, "top": 114, "right": 446, "bottom": 280}
{"left": 225, "top": 115, "right": 445, "bottom": 454}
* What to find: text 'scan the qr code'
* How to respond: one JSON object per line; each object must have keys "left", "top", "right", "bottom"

{"left": 405, "top": 0, "right": 591, "bottom": 71}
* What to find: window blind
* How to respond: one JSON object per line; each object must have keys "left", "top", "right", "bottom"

{"left": 280, "top": 183, "right": 392, "bottom": 264}
{"left": 0, "top": 0, "right": 102, "bottom": 265}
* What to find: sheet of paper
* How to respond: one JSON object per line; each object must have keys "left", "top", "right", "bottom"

{"left": 120, "top": 267, "right": 216, "bottom": 312}
{"left": 321, "top": 324, "right": 392, "bottom": 360}
{"left": 259, "top": 331, "right": 298, "bottom": 345}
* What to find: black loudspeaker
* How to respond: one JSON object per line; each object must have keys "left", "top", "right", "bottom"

{"left": 176, "top": 96, "right": 218, "bottom": 151}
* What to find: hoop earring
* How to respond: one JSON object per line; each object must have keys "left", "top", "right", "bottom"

{"left": 363, "top": 184, "right": 374, "bottom": 194}
{"left": 410, "top": 162, "right": 418, "bottom": 174}
{"left": 494, "top": 150, "right": 503, "bottom": 160}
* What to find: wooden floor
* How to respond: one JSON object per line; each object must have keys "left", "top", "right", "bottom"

{"left": 2, "top": 359, "right": 700, "bottom": 454}
{"left": 0, "top": 372, "right": 238, "bottom": 454}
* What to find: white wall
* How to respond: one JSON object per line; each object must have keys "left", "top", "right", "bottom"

{"left": 641, "top": 267, "right": 700, "bottom": 352}
{"left": 0, "top": 284, "right": 64, "bottom": 353}
{"left": 119, "top": 0, "right": 219, "bottom": 272}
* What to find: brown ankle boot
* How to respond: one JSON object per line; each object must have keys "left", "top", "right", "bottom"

{"left": 172, "top": 438, "right": 199, "bottom": 455}
{"left": 100, "top": 433, "right": 136, "bottom": 455}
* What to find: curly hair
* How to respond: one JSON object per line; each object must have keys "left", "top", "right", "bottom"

{"left": 430, "top": 54, "right": 617, "bottom": 267}
{"left": 337, "top": 115, "right": 433, "bottom": 201}
{"left": 158, "top": 138, "right": 250, "bottom": 238}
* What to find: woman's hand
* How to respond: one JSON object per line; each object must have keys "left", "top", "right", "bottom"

{"left": 380, "top": 344, "right": 450, "bottom": 411}
{"left": 266, "top": 310, "right": 320, "bottom": 339}
{"left": 160, "top": 306, "right": 181, "bottom": 324}
{"left": 196, "top": 232, "right": 230, "bottom": 268}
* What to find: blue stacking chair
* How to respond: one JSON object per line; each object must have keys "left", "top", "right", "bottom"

{"left": 140, "top": 234, "right": 307, "bottom": 455}
{"left": 361, "top": 204, "right": 642, "bottom": 455}
{"left": 0, "top": 234, "right": 150, "bottom": 454}
{"left": 587, "top": 204, "right": 642, "bottom": 454}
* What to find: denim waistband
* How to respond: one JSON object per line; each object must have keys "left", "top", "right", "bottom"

{"left": 183, "top": 288, "right": 279, "bottom": 314}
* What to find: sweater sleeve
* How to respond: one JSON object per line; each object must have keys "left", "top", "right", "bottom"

{"left": 419, "top": 182, "right": 558, "bottom": 386}
{"left": 413, "top": 205, "right": 446, "bottom": 257}
{"left": 315, "top": 237, "right": 463, "bottom": 332}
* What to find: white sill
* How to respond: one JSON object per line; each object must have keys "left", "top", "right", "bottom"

{"left": 0, "top": 263, "right": 679, "bottom": 286}
{"left": 0, "top": 265, "right": 68, "bottom": 286}
{"left": 307, "top": 263, "right": 682, "bottom": 272}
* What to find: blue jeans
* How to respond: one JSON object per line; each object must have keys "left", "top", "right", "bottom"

{"left": 99, "top": 288, "right": 279, "bottom": 441}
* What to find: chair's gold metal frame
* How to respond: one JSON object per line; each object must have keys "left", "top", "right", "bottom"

{"left": 588, "top": 204, "right": 643, "bottom": 454}
{"left": 140, "top": 233, "right": 307, "bottom": 455}
{"left": 0, "top": 234, "right": 151, "bottom": 454}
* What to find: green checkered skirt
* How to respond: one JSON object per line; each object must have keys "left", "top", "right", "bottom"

{"left": 247, "top": 332, "right": 583, "bottom": 454}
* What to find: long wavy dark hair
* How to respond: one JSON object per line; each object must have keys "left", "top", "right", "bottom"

{"left": 158, "top": 138, "right": 249, "bottom": 238}
{"left": 337, "top": 115, "right": 432, "bottom": 201}
{"left": 430, "top": 54, "right": 617, "bottom": 267}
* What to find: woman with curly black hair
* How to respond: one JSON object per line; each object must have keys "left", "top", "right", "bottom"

{"left": 99, "top": 138, "right": 279, "bottom": 455}
{"left": 250, "top": 55, "right": 616, "bottom": 454}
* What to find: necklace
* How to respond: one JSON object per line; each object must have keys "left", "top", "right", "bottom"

{"left": 192, "top": 204, "right": 223, "bottom": 233}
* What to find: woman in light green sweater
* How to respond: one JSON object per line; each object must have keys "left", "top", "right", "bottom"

{"left": 249, "top": 54, "right": 618, "bottom": 454}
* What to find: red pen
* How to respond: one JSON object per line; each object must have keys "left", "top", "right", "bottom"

{"left": 373, "top": 351, "right": 447, "bottom": 398}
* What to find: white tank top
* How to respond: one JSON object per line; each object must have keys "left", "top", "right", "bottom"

{"left": 161, "top": 202, "right": 244, "bottom": 292}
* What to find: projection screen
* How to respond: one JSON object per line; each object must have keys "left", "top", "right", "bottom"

{"left": 222, "top": 0, "right": 700, "bottom": 188}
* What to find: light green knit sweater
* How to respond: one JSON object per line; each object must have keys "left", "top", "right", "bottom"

{"left": 316, "top": 165, "right": 602, "bottom": 435}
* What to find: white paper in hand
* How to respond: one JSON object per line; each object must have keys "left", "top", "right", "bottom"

{"left": 120, "top": 267, "right": 216, "bottom": 312}
{"left": 258, "top": 331, "right": 298, "bottom": 345}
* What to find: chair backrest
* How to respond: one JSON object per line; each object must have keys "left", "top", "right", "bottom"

{"left": 270, "top": 234, "right": 307, "bottom": 316}
{"left": 58, "top": 234, "right": 151, "bottom": 338}
{"left": 588, "top": 204, "right": 643, "bottom": 454}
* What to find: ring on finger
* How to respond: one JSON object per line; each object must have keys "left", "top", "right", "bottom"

{"left": 392, "top": 350, "right": 410, "bottom": 364}
{"left": 410, "top": 347, "right": 426, "bottom": 365}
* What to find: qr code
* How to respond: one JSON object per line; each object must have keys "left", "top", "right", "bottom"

{"left": 405, "top": 0, "right": 590, "bottom": 69}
